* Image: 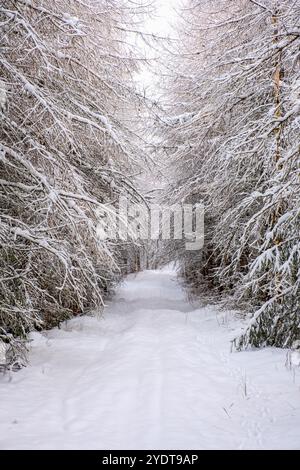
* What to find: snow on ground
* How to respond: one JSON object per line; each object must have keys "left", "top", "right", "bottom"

{"left": 0, "top": 267, "right": 299, "bottom": 450}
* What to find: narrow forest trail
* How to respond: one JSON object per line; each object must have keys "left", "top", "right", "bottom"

{"left": 0, "top": 267, "right": 299, "bottom": 450}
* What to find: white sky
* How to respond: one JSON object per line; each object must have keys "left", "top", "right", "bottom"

{"left": 144, "top": 0, "right": 182, "bottom": 37}
{"left": 136, "top": 0, "right": 182, "bottom": 93}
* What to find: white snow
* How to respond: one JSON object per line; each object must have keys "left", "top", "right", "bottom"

{"left": 62, "top": 13, "right": 81, "bottom": 29}
{"left": 0, "top": 267, "right": 299, "bottom": 450}
{"left": 0, "top": 80, "right": 7, "bottom": 112}
{"left": 0, "top": 341, "right": 6, "bottom": 365}
{"left": 291, "top": 351, "right": 300, "bottom": 367}
{"left": 62, "top": 13, "right": 84, "bottom": 36}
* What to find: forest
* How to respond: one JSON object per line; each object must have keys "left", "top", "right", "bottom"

{"left": 0, "top": 0, "right": 299, "bottom": 452}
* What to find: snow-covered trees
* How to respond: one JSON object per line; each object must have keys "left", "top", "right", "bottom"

{"left": 160, "top": 0, "right": 300, "bottom": 348}
{"left": 0, "top": 0, "right": 148, "bottom": 366}
{"left": 1, "top": 0, "right": 299, "bottom": 364}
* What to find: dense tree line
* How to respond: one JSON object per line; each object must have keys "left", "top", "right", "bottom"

{"left": 159, "top": 0, "right": 300, "bottom": 349}
{"left": 0, "top": 0, "right": 149, "bottom": 366}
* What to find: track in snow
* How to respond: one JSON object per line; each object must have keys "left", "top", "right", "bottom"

{"left": 0, "top": 267, "right": 299, "bottom": 450}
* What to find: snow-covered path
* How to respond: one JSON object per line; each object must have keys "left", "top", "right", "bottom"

{"left": 0, "top": 268, "right": 299, "bottom": 450}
